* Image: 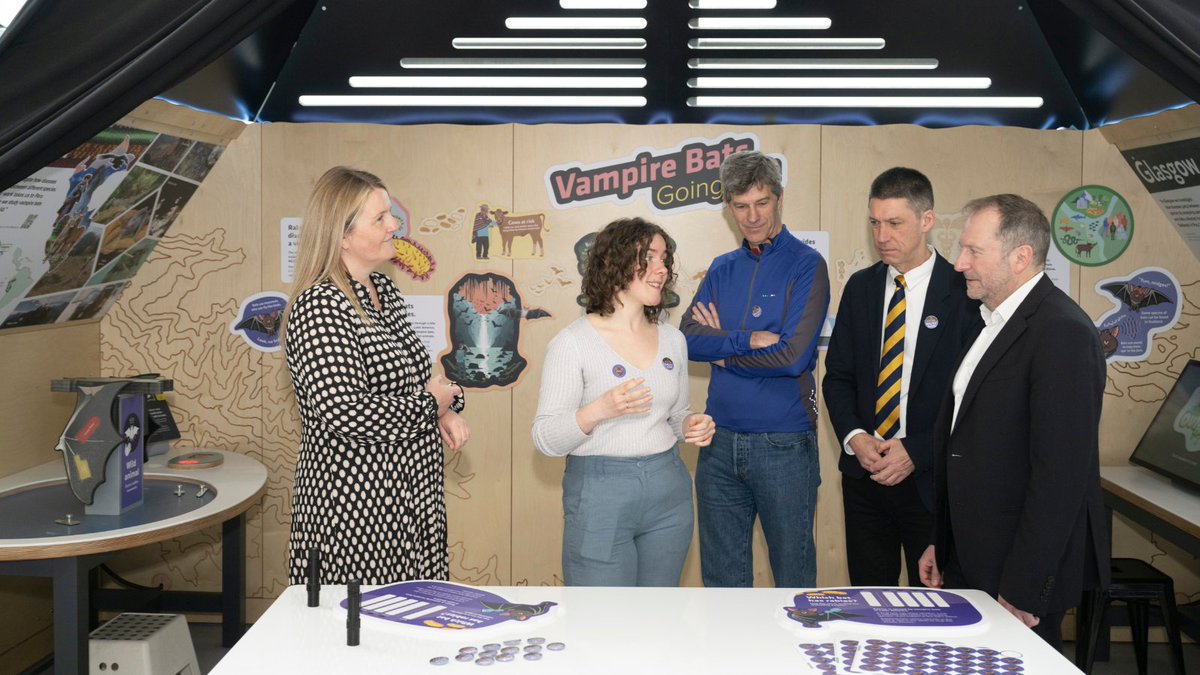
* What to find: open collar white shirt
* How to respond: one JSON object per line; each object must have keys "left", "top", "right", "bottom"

{"left": 950, "top": 271, "right": 1045, "bottom": 431}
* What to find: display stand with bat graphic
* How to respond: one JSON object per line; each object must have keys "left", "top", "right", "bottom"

{"left": 51, "top": 376, "right": 171, "bottom": 515}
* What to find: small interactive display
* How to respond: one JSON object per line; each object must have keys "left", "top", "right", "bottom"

{"left": 167, "top": 452, "right": 224, "bottom": 469}
{"left": 341, "top": 581, "right": 557, "bottom": 632}
{"left": 1129, "top": 359, "right": 1200, "bottom": 492}
{"left": 783, "top": 588, "right": 983, "bottom": 631}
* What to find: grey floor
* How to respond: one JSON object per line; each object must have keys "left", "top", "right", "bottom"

{"left": 188, "top": 622, "right": 1200, "bottom": 674}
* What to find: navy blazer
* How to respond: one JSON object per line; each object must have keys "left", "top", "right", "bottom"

{"left": 931, "top": 275, "right": 1110, "bottom": 616}
{"left": 823, "top": 252, "right": 978, "bottom": 511}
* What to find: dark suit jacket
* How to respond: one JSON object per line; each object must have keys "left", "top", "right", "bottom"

{"left": 932, "top": 274, "right": 1110, "bottom": 616}
{"left": 823, "top": 253, "right": 979, "bottom": 511}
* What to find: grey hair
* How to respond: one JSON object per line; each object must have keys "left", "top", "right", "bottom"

{"left": 962, "top": 193, "right": 1050, "bottom": 267}
{"left": 719, "top": 150, "right": 783, "bottom": 202}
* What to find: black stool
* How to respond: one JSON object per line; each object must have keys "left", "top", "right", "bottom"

{"left": 1075, "top": 557, "right": 1186, "bottom": 675}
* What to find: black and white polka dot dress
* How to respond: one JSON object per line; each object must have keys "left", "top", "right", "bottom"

{"left": 285, "top": 272, "right": 462, "bottom": 585}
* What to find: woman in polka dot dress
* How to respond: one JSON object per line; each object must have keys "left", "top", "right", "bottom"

{"left": 284, "top": 166, "right": 468, "bottom": 585}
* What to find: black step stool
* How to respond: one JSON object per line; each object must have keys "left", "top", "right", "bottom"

{"left": 1075, "top": 557, "right": 1186, "bottom": 675}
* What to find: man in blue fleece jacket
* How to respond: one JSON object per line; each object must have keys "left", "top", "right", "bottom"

{"left": 681, "top": 150, "right": 830, "bottom": 587}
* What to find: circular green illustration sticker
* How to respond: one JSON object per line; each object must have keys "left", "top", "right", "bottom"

{"left": 1051, "top": 185, "right": 1133, "bottom": 266}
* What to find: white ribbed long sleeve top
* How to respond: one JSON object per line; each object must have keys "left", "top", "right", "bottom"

{"left": 532, "top": 316, "right": 692, "bottom": 457}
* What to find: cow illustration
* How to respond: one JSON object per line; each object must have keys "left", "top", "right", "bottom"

{"left": 1076, "top": 241, "right": 1096, "bottom": 257}
{"left": 491, "top": 209, "right": 548, "bottom": 257}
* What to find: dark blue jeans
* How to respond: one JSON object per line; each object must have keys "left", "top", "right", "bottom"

{"left": 696, "top": 428, "right": 819, "bottom": 587}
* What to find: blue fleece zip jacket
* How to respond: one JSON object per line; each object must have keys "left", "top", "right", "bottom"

{"left": 680, "top": 227, "right": 830, "bottom": 433}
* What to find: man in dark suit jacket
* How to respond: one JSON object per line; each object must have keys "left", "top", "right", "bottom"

{"left": 918, "top": 194, "right": 1110, "bottom": 649}
{"left": 824, "top": 168, "right": 979, "bottom": 586}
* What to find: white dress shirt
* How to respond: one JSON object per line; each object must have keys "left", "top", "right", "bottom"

{"left": 843, "top": 247, "right": 936, "bottom": 454}
{"left": 950, "top": 271, "right": 1045, "bottom": 431}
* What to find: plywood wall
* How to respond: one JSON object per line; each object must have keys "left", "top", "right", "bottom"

{"left": 0, "top": 322, "right": 99, "bottom": 671}
{"left": 18, "top": 115, "right": 1181, "bottom": 663}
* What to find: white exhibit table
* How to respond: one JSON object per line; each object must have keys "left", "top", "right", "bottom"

{"left": 212, "top": 584, "right": 1083, "bottom": 674}
{"left": 0, "top": 448, "right": 267, "bottom": 675}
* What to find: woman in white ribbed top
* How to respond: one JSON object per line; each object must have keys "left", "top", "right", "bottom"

{"left": 532, "top": 217, "right": 715, "bottom": 586}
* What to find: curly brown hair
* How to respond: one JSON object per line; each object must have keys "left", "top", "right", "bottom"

{"left": 582, "top": 217, "right": 677, "bottom": 323}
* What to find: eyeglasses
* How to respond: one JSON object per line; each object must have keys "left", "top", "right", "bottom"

{"left": 642, "top": 253, "right": 669, "bottom": 267}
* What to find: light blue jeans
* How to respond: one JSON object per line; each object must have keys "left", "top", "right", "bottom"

{"left": 562, "top": 447, "right": 694, "bottom": 586}
{"left": 696, "top": 428, "right": 819, "bottom": 588}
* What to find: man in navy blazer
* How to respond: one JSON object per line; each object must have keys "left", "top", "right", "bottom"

{"left": 918, "top": 194, "right": 1109, "bottom": 649}
{"left": 824, "top": 168, "right": 979, "bottom": 586}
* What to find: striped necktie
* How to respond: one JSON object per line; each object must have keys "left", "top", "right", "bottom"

{"left": 875, "top": 275, "right": 906, "bottom": 439}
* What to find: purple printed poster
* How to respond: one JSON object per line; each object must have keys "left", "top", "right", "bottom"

{"left": 342, "top": 581, "right": 556, "bottom": 631}
{"left": 118, "top": 393, "right": 144, "bottom": 510}
{"left": 783, "top": 588, "right": 982, "bottom": 630}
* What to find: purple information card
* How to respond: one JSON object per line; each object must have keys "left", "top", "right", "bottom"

{"left": 341, "top": 581, "right": 556, "bottom": 631}
{"left": 783, "top": 588, "right": 982, "bottom": 630}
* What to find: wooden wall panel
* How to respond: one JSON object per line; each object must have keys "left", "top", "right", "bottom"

{"left": 99, "top": 124, "right": 263, "bottom": 600}
{"left": 817, "top": 125, "right": 1085, "bottom": 586}
{"left": 0, "top": 114, "right": 1180, "bottom": 670}
{"left": 1079, "top": 129, "right": 1200, "bottom": 606}
{"left": 510, "top": 124, "right": 822, "bottom": 587}
{"left": 261, "top": 123, "right": 515, "bottom": 587}
{"left": 0, "top": 321, "right": 98, "bottom": 670}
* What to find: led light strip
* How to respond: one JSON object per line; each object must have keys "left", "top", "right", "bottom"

{"left": 688, "top": 58, "right": 937, "bottom": 70}
{"left": 400, "top": 58, "right": 646, "bottom": 69}
{"left": 454, "top": 37, "right": 646, "bottom": 49}
{"left": 561, "top": 0, "right": 646, "bottom": 7}
{"left": 350, "top": 76, "right": 647, "bottom": 88}
{"left": 689, "top": 37, "right": 884, "bottom": 49}
{"left": 690, "top": 0, "right": 776, "bottom": 7}
{"left": 688, "top": 76, "right": 990, "bottom": 89}
{"left": 300, "top": 95, "right": 647, "bottom": 107}
{"left": 688, "top": 17, "right": 831, "bottom": 29}
{"left": 505, "top": 17, "right": 647, "bottom": 30}
{"left": 687, "top": 95, "right": 1043, "bottom": 108}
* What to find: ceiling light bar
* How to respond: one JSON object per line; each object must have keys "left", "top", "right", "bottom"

{"left": 401, "top": 57, "right": 646, "bottom": 69}
{"left": 688, "top": 76, "right": 990, "bottom": 89}
{"left": 689, "top": 17, "right": 831, "bottom": 29}
{"left": 690, "top": 0, "right": 776, "bottom": 8}
{"left": 687, "top": 95, "right": 1043, "bottom": 108}
{"left": 688, "top": 58, "right": 937, "bottom": 70}
{"left": 351, "top": 76, "right": 647, "bottom": 88}
{"left": 561, "top": 0, "right": 646, "bottom": 7}
{"left": 506, "top": 17, "right": 647, "bottom": 30}
{"left": 300, "top": 95, "right": 647, "bottom": 107}
{"left": 454, "top": 37, "right": 646, "bottom": 49}
{"left": 689, "top": 37, "right": 884, "bottom": 50}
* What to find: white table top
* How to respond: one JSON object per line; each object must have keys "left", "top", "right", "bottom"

{"left": 1100, "top": 465, "right": 1200, "bottom": 539}
{"left": 0, "top": 447, "right": 267, "bottom": 561}
{"left": 212, "top": 584, "right": 1082, "bottom": 674}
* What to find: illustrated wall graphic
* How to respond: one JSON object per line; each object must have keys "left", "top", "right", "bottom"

{"left": 546, "top": 133, "right": 784, "bottom": 214}
{"left": 439, "top": 272, "right": 551, "bottom": 390}
{"left": 1052, "top": 185, "right": 1134, "bottom": 266}
{"left": 0, "top": 123, "right": 225, "bottom": 329}
{"left": 230, "top": 292, "right": 288, "bottom": 352}
{"left": 418, "top": 207, "right": 466, "bottom": 235}
{"left": 1094, "top": 267, "right": 1181, "bottom": 362}
{"left": 469, "top": 202, "right": 549, "bottom": 260}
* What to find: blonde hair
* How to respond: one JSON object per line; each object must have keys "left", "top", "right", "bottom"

{"left": 285, "top": 166, "right": 388, "bottom": 336}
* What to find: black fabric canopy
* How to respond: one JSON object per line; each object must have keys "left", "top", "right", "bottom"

{"left": 0, "top": 0, "right": 1197, "bottom": 194}
{"left": 0, "top": 0, "right": 299, "bottom": 193}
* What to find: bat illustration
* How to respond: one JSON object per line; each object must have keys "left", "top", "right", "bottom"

{"left": 479, "top": 600, "right": 556, "bottom": 621}
{"left": 1102, "top": 282, "right": 1173, "bottom": 312}
{"left": 56, "top": 381, "right": 130, "bottom": 504}
{"left": 234, "top": 310, "right": 282, "bottom": 337}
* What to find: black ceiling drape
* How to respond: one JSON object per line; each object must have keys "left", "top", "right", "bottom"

{"left": 1049, "top": 0, "right": 1200, "bottom": 106}
{"left": 0, "top": 0, "right": 299, "bottom": 194}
